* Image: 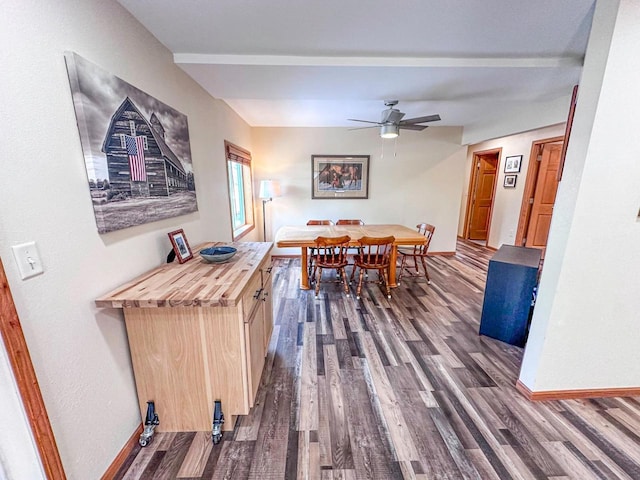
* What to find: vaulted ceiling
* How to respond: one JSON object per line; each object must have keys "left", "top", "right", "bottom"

{"left": 118, "top": 0, "right": 595, "bottom": 131}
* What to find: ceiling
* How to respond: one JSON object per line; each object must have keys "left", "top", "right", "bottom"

{"left": 117, "top": 0, "right": 595, "bottom": 130}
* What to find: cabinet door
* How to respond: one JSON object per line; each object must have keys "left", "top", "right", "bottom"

{"left": 262, "top": 263, "right": 274, "bottom": 353}
{"left": 244, "top": 303, "right": 265, "bottom": 405}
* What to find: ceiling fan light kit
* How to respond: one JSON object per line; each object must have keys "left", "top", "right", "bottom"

{"left": 348, "top": 100, "right": 441, "bottom": 139}
{"left": 380, "top": 124, "right": 399, "bottom": 138}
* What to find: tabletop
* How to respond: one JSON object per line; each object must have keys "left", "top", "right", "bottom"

{"left": 275, "top": 224, "right": 426, "bottom": 248}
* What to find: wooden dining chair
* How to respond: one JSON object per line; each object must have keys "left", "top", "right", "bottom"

{"left": 306, "top": 220, "right": 334, "bottom": 278}
{"left": 311, "top": 235, "right": 351, "bottom": 298}
{"left": 336, "top": 219, "right": 365, "bottom": 225}
{"left": 350, "top": 236, "right": 395, "bottom": 299}
{"left": 335, "top": 219, "right": 365, "bottom": 262}
{"left": 397, "top": 223, "right": 435, "bottom": 285}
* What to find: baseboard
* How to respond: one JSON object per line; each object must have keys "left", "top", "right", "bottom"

{"left": 516, "top": 380, "right": 640, "bottom": 401}
{"left": 101, "top": 423, "right": 142, "bottom": 480}
{"left": 272, "top": 254, "right": 300, "bottom": 259}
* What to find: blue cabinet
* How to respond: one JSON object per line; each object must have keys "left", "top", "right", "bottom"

{"left": 479, "top": 245, "right": 541, "bottom": 347}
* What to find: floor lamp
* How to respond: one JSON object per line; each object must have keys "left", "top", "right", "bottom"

{"left": 259, "top": 180, "right": 281, "bottom": 241}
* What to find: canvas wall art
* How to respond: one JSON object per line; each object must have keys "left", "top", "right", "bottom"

{"left": 64, "top": 52, "right": 198, "bottom": 234}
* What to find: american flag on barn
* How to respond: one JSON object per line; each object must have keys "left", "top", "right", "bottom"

{"left": 125, "top": 135, "right": 147, "bottom": 181}
{"left": 101, "top": 97, "right": 191, "bottom": 198}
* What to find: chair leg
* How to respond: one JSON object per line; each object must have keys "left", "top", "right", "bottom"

{"left": 398, "top": 255, "right": 407, "bottom": 284}
{"left": 340, "top": 268, "right": 350, "bottom": 296}
{"left": 412, "top": 254, "right": 419, "bottom": 274}
{"left": 314, "top": 267, "right": 323, "bottom": 298}
{"left": 356, "top": 268, "right": 365, "bottom": 299}
{"left": 380, "top": 268, "right": 392, "bottom": 299}
{"left": 419, "top": 256, "right": 431, "bottom": 284}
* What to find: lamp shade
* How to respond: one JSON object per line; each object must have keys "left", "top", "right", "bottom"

{"left": 259, "top": 179, "right": 281, "bottom": 199}
{"left": 380, "top": 124, "right": 399, "bottom": 139}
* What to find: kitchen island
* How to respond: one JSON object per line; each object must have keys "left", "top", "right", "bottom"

{"left": 96, "top": 241, "right": 273, "bottom": 432}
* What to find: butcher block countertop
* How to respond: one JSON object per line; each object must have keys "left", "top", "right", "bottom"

{"left": 95, "top": 242, "right": 272, "bottom": 309}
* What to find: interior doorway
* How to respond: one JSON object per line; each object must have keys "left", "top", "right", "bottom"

{"left": 516, "top": 137, "right": 564, "bottom": 258}
{"left": 464, "top": 149, "right": 500, "bottom": 245}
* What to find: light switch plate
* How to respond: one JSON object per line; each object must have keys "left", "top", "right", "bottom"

{"left": 11, "top": 242, "right": 44, "bottom": 280}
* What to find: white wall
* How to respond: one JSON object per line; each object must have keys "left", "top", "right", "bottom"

{"left": 521, "top": 0, "right": 640, "bottom": 391}
{"left": 0, "top": 1, "right": 252, "bottom": 478}
{"left": 252, "top": 127, "right": 467, "bottom": 255}
{"left": 459, "top": 124, "right": 566, "bottom": 248}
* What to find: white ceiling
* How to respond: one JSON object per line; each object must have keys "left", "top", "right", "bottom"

{"left": 118, "top": 0, "right": 595, "bottom": 129}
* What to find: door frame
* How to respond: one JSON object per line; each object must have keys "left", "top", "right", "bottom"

{"left": 463, "top": 147, "right": 502, "bottom": 243}
{"left": 515, "top": 136, "right": 564, "bottom": 246}
{"left": 0, "top": 258, "right": 66, "bottom": 479}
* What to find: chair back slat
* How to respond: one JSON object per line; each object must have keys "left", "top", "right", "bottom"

{"left": 414, "top": 224, "right": 435, "bottom": 254}
{"left": 307, "top": 220, "right": 334, "bottom": 225}
{"left": 356, "top": 235, "right": 395, "bottom": 268}
{"left": 336, "top": 219, "right": 364, "bottom": 225}
{"left": 313, "top": 235, "right": 351, "bottom": 268}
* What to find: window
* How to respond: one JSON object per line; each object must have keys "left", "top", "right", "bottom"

{"left": 225, "top": 141, "right": 255, "bottom": 240}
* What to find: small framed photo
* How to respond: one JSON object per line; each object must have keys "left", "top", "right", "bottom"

{"left": 168, "top": 229, "right": 193, "bottom": 263}
{"left": 504, "top": 174, "right": 517, "bottom": 188}
{"left": 504, "top": 155, "right": 522, "bottom": 173}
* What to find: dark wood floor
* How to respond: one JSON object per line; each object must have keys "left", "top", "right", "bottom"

{"left": 115, "top": 241, "right": 640, "bottom": 480}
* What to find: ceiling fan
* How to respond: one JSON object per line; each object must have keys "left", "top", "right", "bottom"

{"left": 348, "top": 100, "right": 441, "bottom": 138}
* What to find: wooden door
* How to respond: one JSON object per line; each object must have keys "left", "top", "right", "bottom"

{"left": 468, "top": 153, "right": 498, "bottom": 240}
{"left": 525, "top": 143, "right": 562, "bottom": 252}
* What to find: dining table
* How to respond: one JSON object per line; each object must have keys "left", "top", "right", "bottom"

{"left": 275, "top": 224, "right": 427, "bottom": 290}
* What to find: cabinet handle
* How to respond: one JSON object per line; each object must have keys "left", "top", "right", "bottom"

{"left": 266, "top": 266, "right": 273, "bottom": 274}
{"left": 253, "top": 288, "right": 263, "bottom": 300}
{"left": 262, "top": 291, "right": 269, "bottom": 302}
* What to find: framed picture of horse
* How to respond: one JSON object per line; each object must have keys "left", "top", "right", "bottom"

{"left": 311, "top": 155, "right": 370, "bottom": 199}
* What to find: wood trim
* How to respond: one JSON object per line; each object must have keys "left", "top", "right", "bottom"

{"left": 516, "top": 380, "right": 640, "bottom": 401}
{"left": 100, "top": 424, "right": 142, "bottom": 480}
{"left": 0, "top": 259, "right": 67, "bottom": 479}
{"left": 515, "top": 136, "right": 564, "bottom": 246}
{"left": 558, "top": 85, "right": 578, "bottom": 181}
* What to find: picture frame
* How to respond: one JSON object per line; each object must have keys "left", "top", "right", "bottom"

{"left": 504, "top": 174, "right": 517, "bottom": 188}
{"left": 168, "top": 229, "right": 193, "bottom": 263}
{"left": 312, "top": 155, "right": 370, "bottom": 199}
{"left": 504, "top": 155, "right": 523, "bottom": 173}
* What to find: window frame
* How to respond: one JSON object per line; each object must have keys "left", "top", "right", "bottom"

{"left": 224, "top": 140, "right": 255, "bottom": 240}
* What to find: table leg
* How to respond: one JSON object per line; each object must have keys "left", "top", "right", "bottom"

{"left": 389, "top": 246, "right": 398, "bottom": 288}
{"left": 300, "top": 247, "right": 311, "bottom": 289}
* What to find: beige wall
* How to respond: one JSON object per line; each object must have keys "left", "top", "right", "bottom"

{"left": 0, "top": 0, "right": 252, "bottom": 478}
{"left": 459, "top": 124, "right": 566, "bottom": 248}
{"left": 252, "top": 127, "right": 467, "bottom": 254}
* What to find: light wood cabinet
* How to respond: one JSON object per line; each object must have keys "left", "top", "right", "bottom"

{"left": 96, "top": 242, "right": 273, "bottom": 432}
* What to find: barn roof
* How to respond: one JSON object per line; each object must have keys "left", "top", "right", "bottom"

{"left": 102, "top": 97, "right": 186, "bottom": 175}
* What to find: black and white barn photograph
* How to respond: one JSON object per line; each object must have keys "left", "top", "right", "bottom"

{"left": 65, "top": 51, "right": 197, "bottom": 234}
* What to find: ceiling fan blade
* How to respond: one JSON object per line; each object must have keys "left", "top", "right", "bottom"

{"left": 399, "top": 114, "right": 441, "bottom": 125}
{"left": 348, "top": 125, "right": 379, "bottom": 131}
{"left": 399, "top": 124, "right": 428, "bottom": 131}
{"left": 347, "top": 119, "right": 381, "bottom": 125}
